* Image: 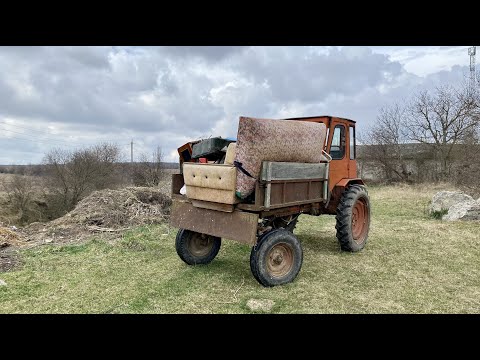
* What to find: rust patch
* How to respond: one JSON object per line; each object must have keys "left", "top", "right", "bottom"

{"left": 170, "top": 199, "right": 258, "bottom": 245}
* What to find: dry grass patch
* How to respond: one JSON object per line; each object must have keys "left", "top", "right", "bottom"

{"left": 0, "top": 227, "right": 25, "bottom": 248}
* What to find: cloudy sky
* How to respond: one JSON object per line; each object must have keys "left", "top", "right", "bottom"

{"left": 0, "top": 46, "right": 473, "bottom": 164}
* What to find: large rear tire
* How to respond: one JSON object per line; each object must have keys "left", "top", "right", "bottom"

{"left": 250, "top": 229, "right": 303, "bottom": 287}
{"left": 175, "top": 229, "right": 221, "bottom": 265}
{"left": 335, "top": 185, "right": 371, "bottom": 252}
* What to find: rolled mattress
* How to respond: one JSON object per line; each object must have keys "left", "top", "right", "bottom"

{"left": 234, "top": 116, "right": 327, "bottom": 199}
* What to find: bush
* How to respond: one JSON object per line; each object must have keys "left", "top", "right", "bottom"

{"left": 1, "top": 174, "right": 42, "bottom": 225}
{"left": 43, "top": 143, "right": 122, "bottom": 214}
{"left": 131, "top": 147, "right": 166, "bottom": 187}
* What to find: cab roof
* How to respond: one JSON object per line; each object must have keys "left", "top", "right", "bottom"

{"left": 284, "top": 115, "right": 356, "bottom": 123}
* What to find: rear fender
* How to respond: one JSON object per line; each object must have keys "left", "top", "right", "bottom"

{"left": 326, "top": 178, "right": 365, "bottom": 214}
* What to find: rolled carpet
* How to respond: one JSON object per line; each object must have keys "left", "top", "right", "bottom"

{"left": 234, "top": 116, "right": 327, "bottom": 199}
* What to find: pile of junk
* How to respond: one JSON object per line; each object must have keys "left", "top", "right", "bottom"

{"left": 174, "top": 116, "right": 330, "bottom": 208}
{"left": 176, "top": 136, "right": 238, "bottom": 195}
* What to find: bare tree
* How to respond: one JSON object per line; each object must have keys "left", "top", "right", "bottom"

{"left": 452, "top": 124, "right": 480, "bottom": 197}
{"left": 362, "top": 103, "right": 413, "bottom": 182}
{"left": 43, "top": 143, "right": 121, "bottom": 212}
{"left": 405, "top": 85, "right": 480, "bottom": 177}
{"left": 131, "top": 146, "right": 165, "bottom": 187}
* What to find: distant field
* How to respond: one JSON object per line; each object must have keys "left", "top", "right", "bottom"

{"left": 1, "top": 184, "right": 479, "bottom": 313}
{"left": 0, "top": 173, "right": 17, "bottom": 187}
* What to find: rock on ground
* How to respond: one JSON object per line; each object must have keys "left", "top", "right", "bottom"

{"left": 0, "top": 279, "right": 7, "bottom": 286}
{"left": 443, "top": 199, "right": 480, "bottom": 221}
{"left": 430, "top": 191, "right": 473, "bottom": 214}
{"left": 246, "top": 299, "right": 275, "bottom": 312}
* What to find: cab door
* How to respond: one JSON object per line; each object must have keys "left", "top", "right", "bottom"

{"left": 326, "top": 121, "right": 347, "bottom": 190}
{"left": 348, "top": 125, "right": 357, "bottom": 178}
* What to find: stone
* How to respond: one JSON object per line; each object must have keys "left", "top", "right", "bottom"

{"left": 45, "top": 238, "right": 53, "bottom": 243}
{"left": 443, "top": 199, "right": 480, "bottom": 221}
{"left": 0, "top": 279, "right": 7, "bottom": 286}
{"left": 430, "top": 191, "right": 473, "bottom": 214}
{"left": 246, "top": 298, "right": 275, "bottom": 312}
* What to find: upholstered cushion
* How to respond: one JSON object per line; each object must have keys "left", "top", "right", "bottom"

{"left": 183, "top": 163, "right": 238, "bottom": 204}
{"left": 183, "top": 163, "right": 236, "bottom": 190}
{"left": 234, "top": 117, "right": 327, "bottom": 199}
{"left": 185, "top": 186, "right": 238, "bottom": 204}
{"left": 224, "top": 142, "right": 236, "bottom": 165}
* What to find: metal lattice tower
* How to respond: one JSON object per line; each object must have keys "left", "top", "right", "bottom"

{"left": 468, "top": 46, "right": 476, "bottom": 90}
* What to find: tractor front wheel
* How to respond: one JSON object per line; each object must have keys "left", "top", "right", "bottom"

{"left": 175, "top": 229, "right": 221, "bottom": 265}
{"left": 250, "top": 229, "right": 303, "bottom": 287}
{"left": 335, "top": 185, "right": 371, "bottom": 252}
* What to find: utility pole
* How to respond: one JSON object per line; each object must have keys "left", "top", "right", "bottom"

{"left": 468, "top": 46, "right": 476, "bottom": 92}
{"left": 131, "top": 139, "right": 134, "bottom": 163}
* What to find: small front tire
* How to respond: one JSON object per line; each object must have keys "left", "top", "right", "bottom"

{"left": 175, "top": 229, "right": 221, "bottom": 265}
{"left": 250, "top": 229, "right": 303, "bottom": 287}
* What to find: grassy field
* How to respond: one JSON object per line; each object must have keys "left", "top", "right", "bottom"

{"left": 1, "top": 184, "right": 479, "bottom": 313}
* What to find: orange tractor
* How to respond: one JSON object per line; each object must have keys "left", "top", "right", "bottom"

{"left": 170, "top": 116, "right": 370, "bottom": 286}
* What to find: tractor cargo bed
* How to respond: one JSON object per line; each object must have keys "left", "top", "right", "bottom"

{"left": 170, "top": 197, "right": 259, "bottom": 245}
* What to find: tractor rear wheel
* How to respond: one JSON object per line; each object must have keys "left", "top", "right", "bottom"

{"left": 250, "top": 229, "right": 303, "bottom": 287}
{"left": 335, "top": 184, "right": 371, "bottom": 252}
{"left": 175, "top": 229, "right": 221, "bottom": 265}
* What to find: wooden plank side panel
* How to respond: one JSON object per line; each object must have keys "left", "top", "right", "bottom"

{"left": 268, "top": 180, "right": 325, "bottom": 207}
{"left": 191, "top": 200, "right": 234, "bottom": 213}
{"left": 261, "top": 162, "right": 328, "bottom": 181}
{"left": 170, "top": 199, "right": 259, "bottom": 245}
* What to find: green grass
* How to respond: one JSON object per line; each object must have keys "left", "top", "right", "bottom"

{"left": 1, "top": 184, "right": 479, "bottom": 313}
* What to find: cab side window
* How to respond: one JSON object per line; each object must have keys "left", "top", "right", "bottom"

{"left": 330, "top": 125, "right": 345, "bottom": 159}
{"left": 349, "top": 126, "right": 355, "bottom": 160}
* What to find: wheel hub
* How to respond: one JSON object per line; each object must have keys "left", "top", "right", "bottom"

{"left": 188, "top": 233, "right": 214, "bottom": 257}
{"left": 272, "top": 250, "right": 284, "bottom": 265}
{"left": 351, "top": 197, "right": 369, "bottom": 244}
{"left": 266, "top": 243, "right": 294, "bottom": 278}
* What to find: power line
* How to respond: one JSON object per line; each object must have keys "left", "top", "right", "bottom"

{"left": 0, "top": 120, "right": 130, "bottom": 144}
{"left": 0, "top": 120, "right": 74, "bottom": 137}
{"left": 469, "top": 46, "right": 476, "bottom": 92}
{"left": 1, "top": 132, "right": 136, "bottom": 154}
{"left": 0, "top": 134, "right": 84, "bottom": 148}
{"left": 0, "top": 125, "right": 134, "bottom": 148}
{"left": 131, "top": 139, "right": 134, "bottom": 163}
{"left": 0, "top": 126, "right": 95, "bottom": 147}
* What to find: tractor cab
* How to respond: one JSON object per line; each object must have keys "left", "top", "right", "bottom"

{"left": 286, "top": 116, "right": 358, "bottom": 190}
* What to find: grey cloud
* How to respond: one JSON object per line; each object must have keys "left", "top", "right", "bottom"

{"left": 157, "top": 46, "right": 248, "bottom": 61}
{"left": 0, "top": 46, "right": 471, "bottom": 164}
{"left": 229, "top": 47, "right": 405, "bottom": 103}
